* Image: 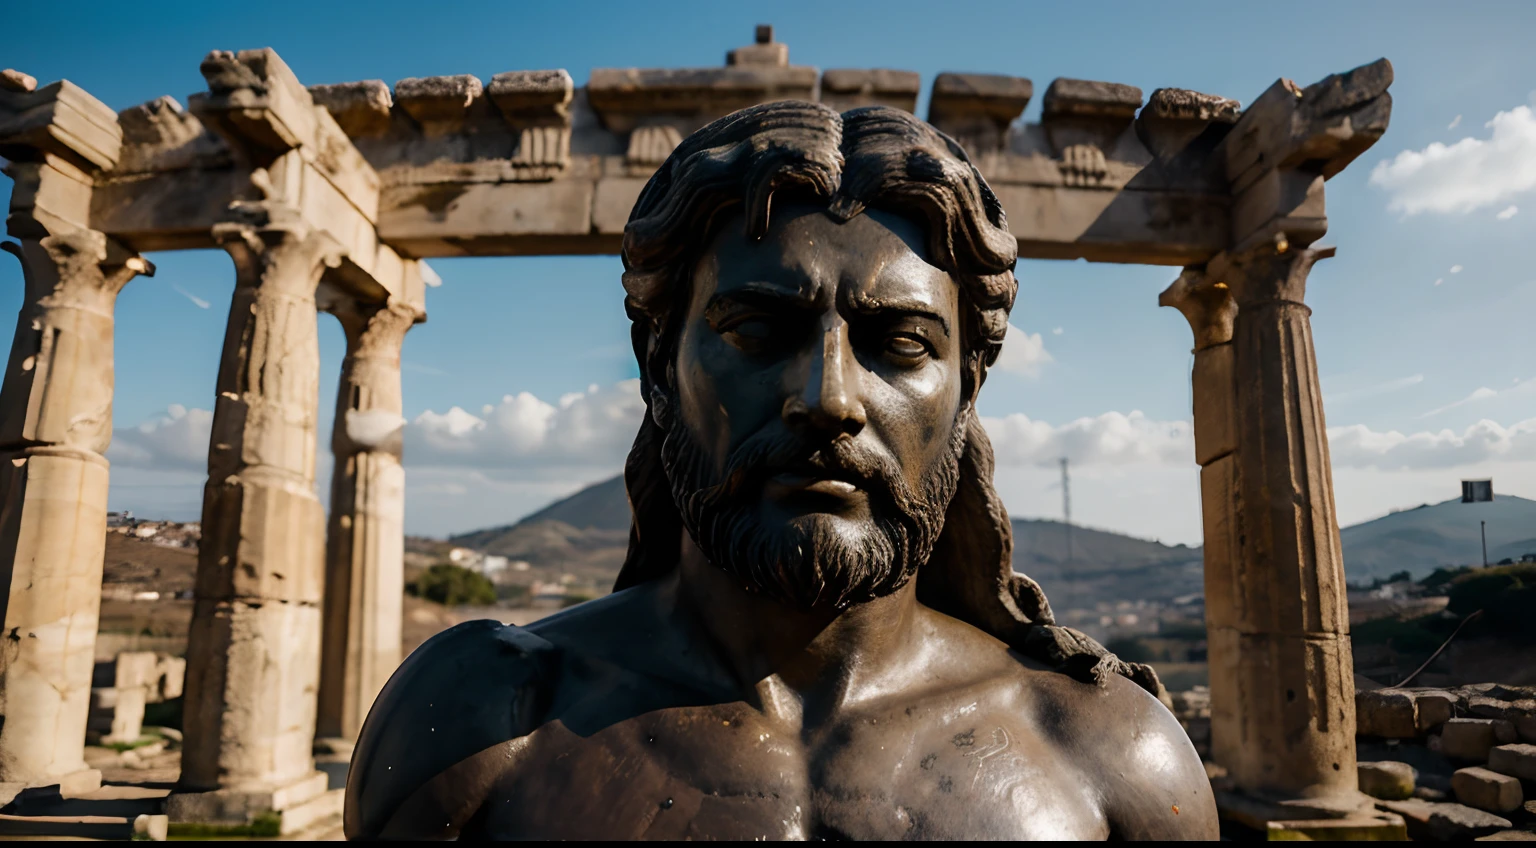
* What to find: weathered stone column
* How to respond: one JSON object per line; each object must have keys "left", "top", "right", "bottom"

{"left": 315, "top": 297, "right": 420, "bottom": 745}
{"left": 0, "top": 228, "right": 150, "bottom": 795}
{"left": 1168, "top": 242, "right": 1363, "bottom": 816}
{"left": 171, "top": 203, "right": 340, "bottom": 821}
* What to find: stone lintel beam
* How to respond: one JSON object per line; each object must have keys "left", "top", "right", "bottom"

{"left": 308, "top": 81, "right": 393, "bottom": 139}
{"left": 378, "top": 173, "right": 1228, "bottom": 265}
{"left": 393, "top": 74, "right": 484, "bottom": 137}
{"left": 927, "top": 72, "right": 1032, "bottom": 154}
{"left": 0, "top": 78, "right": 122, "bottom": 174}
{"left": 586, "top": 65, "right": 818, "bottom": 135}
{"left": 1222, "top": 59, "right": 1393, "bottom": 194}
{"left": 1136, "top": 88, "right": 1240, "bottom": 162}
{"left": 190, "top": 49, "right": 381, "bottom": 222}
{"left": 819, "top": 69, "right": 921, "bottom": 114}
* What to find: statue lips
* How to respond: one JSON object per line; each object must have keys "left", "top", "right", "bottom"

{"left": 760, "top": 457, "right": 871, "bottom": 508}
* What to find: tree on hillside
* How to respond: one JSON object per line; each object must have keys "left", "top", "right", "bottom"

{"left": 408, "top": 563, "right": 497, "bottom": 607}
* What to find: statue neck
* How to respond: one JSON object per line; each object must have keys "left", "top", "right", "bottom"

{"left": 671, "top": 530, "right": 922, "bottom": 724}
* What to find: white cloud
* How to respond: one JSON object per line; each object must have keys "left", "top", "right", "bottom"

{"left": 107, "top": 404, "right": 213, "bottom": 471}
{"left": 982, "top": 411, "right": 1193, "bottom": 467}
{"left": 1369, "top": 104, "right": 1536, "bottom": 215}
{"left": 405, "top": 380, "right": 645, "bottom": 472}
{"left": 171, "top": 285, "right": 210, "bottom": 310}
{"left": 1327, "top": 418, "right": 1536, "bottom": 470}
{"left": 1497, "top": 205, "right": 1519, "bottom": 220}
{"left": 993, "top": 324, "right": 1053, "bottom": 378}
{"left": 1434, "top": 278, "right": 1444, "bottom": 286}
{"left": 1448, "top": 115, "right": 1462, "bottom": 130}
{"left": 1450, "top": 264, "right": 1464, "bottom": 274}
{"left": 1052, "top": 327, "right": 1064, "bottom": 336}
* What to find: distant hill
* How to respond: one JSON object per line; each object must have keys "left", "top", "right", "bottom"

{"left": 452, "top": 474, "right": 1204, "bottom": 603}
{"left": 1340, "top": 495, "right": 1536, "bottom": 583}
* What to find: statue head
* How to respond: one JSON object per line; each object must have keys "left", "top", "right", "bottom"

{"left": 614, "top": 101, "right": 1161, "bottom": 696}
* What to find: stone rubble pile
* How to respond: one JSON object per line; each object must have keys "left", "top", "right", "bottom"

{"left": 1355, "top": 684, "right": 1536, "bottom": 840}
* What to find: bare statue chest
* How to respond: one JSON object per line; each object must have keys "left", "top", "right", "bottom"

{"left": 469, "top": 701, "right": 1110, "bottom": 840}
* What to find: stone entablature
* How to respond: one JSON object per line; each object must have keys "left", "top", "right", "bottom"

{"left": 8, "top": 30, "right": 1390, "bottom": 268}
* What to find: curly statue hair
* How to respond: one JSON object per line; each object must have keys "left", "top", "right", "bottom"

{"left": 610, "top": 100, "right": 1165, "bottom": 700}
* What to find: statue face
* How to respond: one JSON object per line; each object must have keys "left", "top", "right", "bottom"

{"left": 661, "top": 205, "right": 968, "bottom": 608}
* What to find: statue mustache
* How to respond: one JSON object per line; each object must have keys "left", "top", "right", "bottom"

{"left": 704, "top": 429, "right": 922, "bottom": 515}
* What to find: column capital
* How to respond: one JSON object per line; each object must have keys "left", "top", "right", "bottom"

{"left": 213, "top": 201, "right": 344, "bottom": 290}
{"left": 1207, "top": 237, "right": 1335, "bottom": 308}
{"left": 1158, "top": 266, "right": 1236, "bottom": 351}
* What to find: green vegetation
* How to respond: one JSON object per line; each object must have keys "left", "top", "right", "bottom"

{"left": 407, "top": 563, "right": 497, "bottom": 607}
{"left": 168, "top": 811, "right": 281, "bottom": 839}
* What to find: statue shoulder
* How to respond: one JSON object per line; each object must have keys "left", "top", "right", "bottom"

{"left": 343, "top": 619, "right": 560, "bottom": 840}
{"left": 1042, "top": 671, "right": 1219, "bottom": 840}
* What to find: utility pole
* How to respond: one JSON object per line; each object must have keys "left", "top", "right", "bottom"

{"left": 1481, "top": 520, "right": 1488, "bottom": 567}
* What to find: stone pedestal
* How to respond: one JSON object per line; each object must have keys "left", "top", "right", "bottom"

{"left": 0, "top": 229, "right": 150, "bottom": 794}
{"left": 315, "top": 297, "right": 419, "bottom": 744}
{"left": 175, "top": 208, "right": 339, "bottom": 815}
{"left": 1163, "top": 246, "right": 1370, "bottom": 821}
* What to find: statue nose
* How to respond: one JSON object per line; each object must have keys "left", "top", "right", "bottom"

{"left": 783, "top": 322, "right": 866, "bottom": 438}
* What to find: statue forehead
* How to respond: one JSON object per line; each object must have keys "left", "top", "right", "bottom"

{"left": 690, "top": 205, "right": 954, "bottom": 306}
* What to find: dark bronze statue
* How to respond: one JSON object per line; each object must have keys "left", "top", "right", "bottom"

{"left": 345, "top": 102, "right": 1218, "bottom": 840}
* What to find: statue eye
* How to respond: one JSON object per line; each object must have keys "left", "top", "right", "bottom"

{"left": 886, "top": 334, "right": 929, "bottom": 360}
{"left": 729, "top": 319, "right": 774, "bottom": 341}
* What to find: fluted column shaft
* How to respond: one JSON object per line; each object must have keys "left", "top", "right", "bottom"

{"left": 316, "top": 298, "right": 418, "bottom": 743}
{"left": 1167, "top": 244, "right": 1359, "bottom": 805}
{"left": 0, "top": 228, "right": 149, "bottom": 788}
{"left": 179, "top": 210, "right": 339, "bottom": 794}
{"left": 1223, "top": 245, "right": 1356, "bottom": 800}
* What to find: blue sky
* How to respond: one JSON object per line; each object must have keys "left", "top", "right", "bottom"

{"left": 4, "top": 0, "right": 1534, "bottom": 545}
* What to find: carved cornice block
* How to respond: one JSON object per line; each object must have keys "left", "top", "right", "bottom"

{"left": 1041, "top": 78, "right": 1143, "bottom": 173}
{"left": 820, "top": 69, "right": 920, "bottom": 113}
{"left": 1136, "top": 88, "right": 1239, "bottom": 162}
{"left": 488, "top": 70, "right": 573, "bottom": 120}
{"left": 394, "top": 75, "right": 484, "bottom": 137}
{"left": 587, "top": 66, "right": 817, "bottom": 135}
{"left": 189, "top": 49, "right": 319, "bottom": 165}
{"left": 626, "top": 125, "right": 681, "bottom": 166}
{"left": 116, "top": 96, "right": 229, "bottom": 173}
{"left": 1222, "top": 58, "right": 1393, "bottom": 192}
{"left": 1042, "top": 78, "right": 1143, "bottom": 120}
{"left": 0, "top": 80, "right": 122, "bottom": 172}
{"left": 927, "top": 73, "right": 1032, "bottom": 155}
{"left": 309, "top": 81, "right": 394, "bottom": 139}
{"left": 489, "top": 70, "right": 574, "bottom": 170}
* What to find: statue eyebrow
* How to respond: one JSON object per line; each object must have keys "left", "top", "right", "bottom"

{"left": 704, "top": 283, "right": 821, "bottom": 320}
{"left": 843, "top": 295, "right": 951, "bottom": 336}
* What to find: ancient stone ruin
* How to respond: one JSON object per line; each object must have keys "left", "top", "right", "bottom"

{"left": 0, "top": 27, "right": 1398, "bottom": 836}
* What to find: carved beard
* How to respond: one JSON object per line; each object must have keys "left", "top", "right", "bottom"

{"left": 661, "top": 408, "right": 967, "bottom": 610}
